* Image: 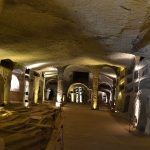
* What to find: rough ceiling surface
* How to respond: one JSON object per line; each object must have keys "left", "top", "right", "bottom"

{"left": 0, "top": 0, "right": 149, "bottom": 69}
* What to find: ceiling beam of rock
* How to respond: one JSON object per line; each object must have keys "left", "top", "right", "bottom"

{"left": 54, "top": 0, "right": 149, "bottom": 52}
{"left": 132, "top": 17, "right": 150, "bottom": 58}
{"left": 0, "top": 0, "right": 148, "bottom": 70}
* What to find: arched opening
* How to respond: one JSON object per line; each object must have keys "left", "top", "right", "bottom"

{"left": 99, "top": 66, "right": 118, "bottom": 110}
{"left": 98, "top": 82, "right": 113, "bottom": 108}
{"left": 63, "top": 65, "right": 90, "bottom": 87}
{"left": 42, "top": 67, "right": 58, "bottom": 102}
{"left": 67, "top": 83, "right": 91, "bottom": 104}
{"left": 0, "top": 75, "right": 4, "bottom": 105}
{"left": 10, "top": 74, "right": 20, "bottom": 92}
{"left": 10, "top": 69, "right": 24, "bottom": 103}
{"left": 63, "top": 65, "right": 91, "bottom": 102}
{"left": 45, "top": 79, "right": 57, "bottom": 101}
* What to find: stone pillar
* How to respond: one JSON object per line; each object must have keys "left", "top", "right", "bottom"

{"left": 145, "top": 97, "right": 150, "bottom": 135}
{"left": 56, "top": 67, "right": 65, "bottom": 106}
{"left": 20, "top": 74, "right": 25, "bottom": 102}
{"left": 34, "top": 76, "right": 40, "bottom": 104}
{"left": 91, "top": 67, "right": 99, "bottom": 110}
{"left": 0, "top": 66, "right": 12, "bottom": 105}
{"left": 23, "top": 69, "right": 30, "bottom": 107}
{"left": 0, "top": 75, "right": 4, "bottom": 105}
{"left": 4, "top": 71, "right": 12, "bottom": 104}
{"left": 42, "top": 77, "right": 46, "bottom": 102}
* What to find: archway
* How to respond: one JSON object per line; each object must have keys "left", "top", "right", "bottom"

{"left": 10, "top": 74, "right": 20, "bottom": 92}
{"left": 63, "top": 65, "right": 91, "bottom": 100}
{"left": 43, "top": 67, "right": 58, "bottom": 102}
{"left": 45, "top": 79, "right": 57, "bottom": 101}
{"left": 100, "top": 65, "right": 118, "bottom": 78}
{"left": 63, "top": 65, "right": 90, "bottom": 86}
{"left": 0, "top": 75, "right": 4, "bottom": 105}
{"left": 10, "top": 74, "right": 21, "bottom": 102}
{"left": 10, "top": 68, "right": 24, "bottom": 103}
{"left": 67, "top": 83, "right": 91, "bottom": 104}
{"left": 98, "top": 82, "right": 113, "bottom": 108}
{"left": 99, "top": 65, "right": 118, "bottom": 109}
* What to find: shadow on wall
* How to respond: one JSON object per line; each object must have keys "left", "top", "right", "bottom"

{"left": 38, "top": 80, "right": 43, "bottom": 103}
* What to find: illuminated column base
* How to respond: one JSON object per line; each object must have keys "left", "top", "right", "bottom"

{"left": 24, "top": 100, "right": 29, "bottom": 108}
{"left": 42, "top": 77, "right": 45, "bottom": 103}
{"left": 55, "top": 101, "right": 61, "bottom": 108}
{"left": 71, "top": 93, "right": 75, "bottom": 102}
{"left": 34, "top": 77, "right": 40, "bottom": 104}
{"left": 79, "top": 93, "right": 82, "bottom": 103}
{"left": 134, "top": 97, "right": 140, "bottom": 127}
{"left": 57, "top": 79, "right": 63, "bottom": 104}
{"left": 93, "top": 101, "right": 97, "bottom": 109}
{"left": 92, "top": 94, "right": 98, "bottom": 110}
{"left": 92, "top": 76, "right": 99, "bottom": 110}
{"left": 56, "top": 66, "right": 65, "bottom": 106}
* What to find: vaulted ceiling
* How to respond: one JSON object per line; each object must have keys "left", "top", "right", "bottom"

{"left": 1, "top": 0, "right": 150, "bottom": 70}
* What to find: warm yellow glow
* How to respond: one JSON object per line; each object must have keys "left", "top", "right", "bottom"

{"left": 55, "top": 102, "right": 61, "bottom": 107}
{"left": 10, "top": 74, "right": 20, "bottom": 91}
{"left": 120, "top": 79, "right": 125, "bottom": 85}
{"left": 1, "top": 113, "right": 7, "bottom": 117}
{"left": 107, "top": 73, "right": 117, "bottom": 78}
{"left": 0, "top": 108, "right": 14, "bottom": 118}
{"left": 44, "top": 74, "right": 57, "bottom": 78}
{"left": 118, "top": 92, "right": 122, "bottom": 98}
{"left": 48, "top": 67, "right": 58, "bottom": 71}
{"left": 34, "top": 77, "right": 40, "bottom": 104}
{"left": 93, "top": 101, "right": 97, "bottom": 109}
{"left": 37, "top": 67, "right": 58, "bottom": 72}
{"left": 70, "top": 57, "right": 108, "bottom": 65}
{"left": 0, "top": 107, "right": 3, "bottom": 111}
{"left": 120, "top": 67, "right": 124, "bottom": 72}
{"left": 26, "top": 62, "right": 48, "bottom": 69}
{"left": 34, "top": 94, "right": 38, "bottom": 104}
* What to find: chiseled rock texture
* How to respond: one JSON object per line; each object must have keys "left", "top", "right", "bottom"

{"left": 0, "top": 0, "right": 149, "bottom": 65}
{"left": 56, "top": 0, "right": 149, "bottom": 52}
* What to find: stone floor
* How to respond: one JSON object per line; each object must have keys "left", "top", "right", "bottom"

{"left": 61, "top": 103, "right": 150, "bottom": 150}
{"left": 0, "top": 103, "right": 60, "bottom": 150}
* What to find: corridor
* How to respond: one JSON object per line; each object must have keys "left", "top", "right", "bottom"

{"left": 62, "top": 104, "right": 150, "bottom": 150}
{"left": 1, "top": 1, "right": 150, "bottom": 148}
